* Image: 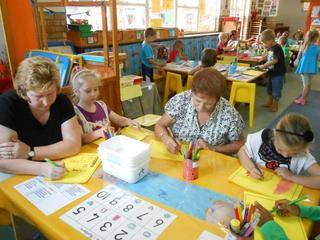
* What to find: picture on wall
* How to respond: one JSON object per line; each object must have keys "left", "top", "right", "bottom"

{"left": 262, "top": 0, "right": 279, "bottom": 17}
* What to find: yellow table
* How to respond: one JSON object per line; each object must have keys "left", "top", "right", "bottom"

{"left": 0, "top": 132, "right": 319, "bottom": 239}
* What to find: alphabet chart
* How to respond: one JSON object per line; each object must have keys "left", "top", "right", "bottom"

{"left": 60, "top": 184, "right": 177, "bottom": 240}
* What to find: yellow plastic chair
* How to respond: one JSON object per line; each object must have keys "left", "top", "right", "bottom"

{"left": 186, "top": 75, "right": 193, "bottom": 90}
{"left": 222, "top": 55, "right": 237, "bottom": 63}
{"left": 163, "top": 72, "right": 183, "bottom": 105}
{"left": 229, "top": 82, "right": 256, "bottom": 128}
{"left": 217, "top": 60, "right": 233, "bottom": 65}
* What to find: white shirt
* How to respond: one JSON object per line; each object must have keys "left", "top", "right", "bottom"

{"left": 245, "top": 129, "right": 316, "bottom": 175}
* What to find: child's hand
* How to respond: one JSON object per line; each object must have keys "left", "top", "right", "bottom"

{"left": 257, "top": 64, "right": 265, "bottom": 69}
{"left": 274, "top": 199, "right": 300, "bottom": 217}
{"left": 248, "top": 167, "right": 264, "bottom": 179}
{"left": 126, "top": 119, "right": 141, "bottom": 129}
{"left": 254, "top": 201, "right": 274, "bottom": 227}
{"left": 41, "top": 162, "right": 65, "bottom": 180}
{"left": 274, "top": 167, "right": 294, "bottom": 180}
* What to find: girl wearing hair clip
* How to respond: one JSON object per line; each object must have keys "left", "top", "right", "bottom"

{"left": 71, "top": 67, "right": 140, "bottom": 144}
{"left": 238, "top": 113, "right": 320, "bottom": 189}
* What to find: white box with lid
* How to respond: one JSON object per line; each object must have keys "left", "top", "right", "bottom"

{"left": 98, "top": 135, "right": 151, "bottom": 183}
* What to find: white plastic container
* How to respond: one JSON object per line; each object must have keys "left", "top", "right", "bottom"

{"left": 98, "top": 135, "right": 151, "bottom": 183}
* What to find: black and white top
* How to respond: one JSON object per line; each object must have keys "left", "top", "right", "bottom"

{"left": 165, "top": 90, "right": 244, "bottom": 146}
{"left": 245, "top": 129, "right": 316, "bottom": 174}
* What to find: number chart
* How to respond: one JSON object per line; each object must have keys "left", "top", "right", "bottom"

{"left": 60, "top": 184, "right": 176, "bottom": 240}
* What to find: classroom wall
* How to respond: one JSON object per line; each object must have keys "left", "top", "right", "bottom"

{"left": 274, "top": 0, "right": 307, "bottom": 34}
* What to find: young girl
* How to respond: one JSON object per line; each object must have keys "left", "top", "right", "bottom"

{"left": 216, "top": 33, "right": 234, "bottom": 54}
{"left": 238, "top": 113, "right": 320, "bottom": 189}
{"left": 71, "top": 67, "right": 140, "bottom": 144}
{"left": 294, "top": 30, "right": 320, "bottom": 105}
{"left": 167, "top": 40, "right": 187, "bottom": 63}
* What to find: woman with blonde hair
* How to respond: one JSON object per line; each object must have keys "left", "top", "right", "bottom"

{"left": 0, "top": 56, "right": 81, "bottom": 179}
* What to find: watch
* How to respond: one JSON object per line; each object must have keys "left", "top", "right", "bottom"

{"left": 28, "top": 146, "right": 35, "bottom": 160}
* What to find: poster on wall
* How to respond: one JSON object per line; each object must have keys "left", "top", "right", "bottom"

{"left": 262, "top": 0, "right": 279, "bottom": 17}
{"left": 0, "top": 11, "right": 12, "bottom": 93}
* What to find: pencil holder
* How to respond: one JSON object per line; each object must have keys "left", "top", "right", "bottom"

{"left": 183, "top": 159, "right": 199, "bottom": 181}
{"left": 226, "top": 225, "right": 254, "bottom": 240}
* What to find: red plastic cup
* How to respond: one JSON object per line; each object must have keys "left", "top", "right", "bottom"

{"left": 183, "top": 159, "right": 199, "bottom": 181}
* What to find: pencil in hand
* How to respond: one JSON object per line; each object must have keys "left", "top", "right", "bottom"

{"left": 166, "top": 127, "right": 182, "bottom": 155}
{"left": 44, "top": 158, "right": 61, "bottom": 168}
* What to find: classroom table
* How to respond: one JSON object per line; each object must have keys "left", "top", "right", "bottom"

{"left": 0, "top": 130, "right": 319, "bottom": 240}
{"left": 219, "top": 54, "right": 265, "bottom": 66}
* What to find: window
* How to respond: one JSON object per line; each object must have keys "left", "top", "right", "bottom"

{"left": 117, "top": 0, "right": 147, "bottom": 29}
{"left": 177, "top": 0, "right": 199, "bottom": 32}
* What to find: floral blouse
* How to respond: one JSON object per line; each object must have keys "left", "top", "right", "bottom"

{"left": 165, "top": 90, "right": 244, "bottom": 146}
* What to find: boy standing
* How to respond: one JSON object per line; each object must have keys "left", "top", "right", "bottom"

{"left": 259, "top": 29, "right": 286, "bottom": 112}
{"left": 141, "top": 27, "right": 164, "bottom": 82}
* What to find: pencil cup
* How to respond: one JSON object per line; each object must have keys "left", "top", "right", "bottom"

{"left": 226, "top": 226, "right": 253, "bottom": 240}
{"left": 183, "top": 159, "right": 199, "bottom": 181}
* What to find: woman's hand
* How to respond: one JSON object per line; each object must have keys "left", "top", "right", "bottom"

{"left": 162, "top": 135, "right": 180, "bottom": 154}
{"left": 0, "top": 138, "right": 30, "bottom": 159}
{"left": 275, "top": 167, "right": 294, "bottom": 180}
{"left": 274, "top": 199, "right": 300, "bottom": 217}
{"left": 196, "top": 139, "right": 209, "bottom": 150}
{"left": 126, "top": 118, "right": 141, "bottom": 129}
{"left": 41, "top": 162, "right": 65, "bottom": 180}
{"left": 255, "top": 201, "right": 273, "bottom": 227}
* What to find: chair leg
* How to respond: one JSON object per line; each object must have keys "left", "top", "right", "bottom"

{"left": 249, "top": 103, "right": 254, "bottom": 128}
{"left": 138, "top": 97, "right": 145, "bottom": 115}
{"left": 121, "top": 102, "right": 126, "bottom": 117}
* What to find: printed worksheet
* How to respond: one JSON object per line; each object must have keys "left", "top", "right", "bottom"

{"left": 14, "top": 176, "right": 90, "bottom": 215}
{"left": 60, "top": 184, "right": 177, "bottom": 240}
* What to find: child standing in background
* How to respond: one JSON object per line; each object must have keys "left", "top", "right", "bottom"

{"left": 167, "top": 40, "right": 187, "bottom": 63}
{"left": 238, "top": 113, "right": 320, "bottom": 189}
{"left": 259, "top": 29, "right": 286, "bottom": 112}
{"left": 141, "top": 27, "right": 164, "bottom": 82}
{"left": 294, "top": 30, "right": 320, "bottom": 105}
{"left": 278, "top": 36, "right": 290, "bottom": 66}
{"left": 71, "top": 68, "right": 140, "bottom": 144}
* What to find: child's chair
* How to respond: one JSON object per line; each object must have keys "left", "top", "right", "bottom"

{"left": 163, "top": 72, "right": 183, "bottom": 105}
{"left": 237, "top": 63, "right": 250, "bottom": 67}
{"left": 185, "top": 75, "right": 193, "bottom": 90}
{"left": 229, "top": 82, "right": 256, "bottom": 128}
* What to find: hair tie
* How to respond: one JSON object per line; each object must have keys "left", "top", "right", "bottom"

{"left": 71, "top": 66, "right": 89, "bottom": 82}
{"left": 275, "top": 129, "right": 314, "bottom": 142}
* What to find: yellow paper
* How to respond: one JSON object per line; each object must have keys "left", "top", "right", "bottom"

{"left": 198, "top": 0, "right": 206, "bottom": 16}
{"left": 243, "top": 70, "right": 263, "bottom": 76}
{"left": 229, "top": 167, "right": 303, "bottom": 200}
{"left": 151, "top": 0, "right": 161, "bottom": 13}
{"left": 48, "top": 153, "right": 101, "bottom": 184}
{"left": 150, "top": 140, "right": 183, "bottom": 162}
{"left": 162, "top": 0, "right": 174, "bottom": 10}
{"left": 135, "top": 114, "right": 161, "bottom": 127}
{"left": 92, "top": 138, "right": 105, "bottom": 145}
{"left": 244, "top": 192, "right": 307, "bottom": 240}
{"left": 120, "top": 127, "right": 151, "bottom": 141}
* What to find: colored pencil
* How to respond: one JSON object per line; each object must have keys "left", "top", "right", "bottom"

{"left": 167, "top": 127, "right": 182, "bottom": 155}
{"left": 270, "top": 195, "right": 309, "bottom": 214}
{"left": 234, "top": 207, "right": 240, "bottom": 221}
{"left": 44, "top": 158, "right": 60, "bottom": 167}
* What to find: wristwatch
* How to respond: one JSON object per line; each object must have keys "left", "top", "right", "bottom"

{"left": 28, "top": 146, "right": 35, "bottom": 160}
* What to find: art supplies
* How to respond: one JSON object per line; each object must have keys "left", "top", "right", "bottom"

{"left": 167, "top": 127, "right": 183, "bottom": 155}
{"left": 228, "top": 203, "right": 260, "bottom": 239}
{"left": 229, "top": 167, "right": 303, "bottom": 200}
{"left": 45, "top": 158, "right": 60, "bottom": 167}
{"left": 244, "top": 192, "right": 307, "bottom": 240}
{"left": 183, "top": 141, "right": 200, "bottom": 180}
{"left": 60, "top": 184, "right": 176, "bottom": 240}
{"left": 47, "top": 153, "right": 100, "bottom": 184}
{"left": 98, "top": 135, "right": 151, "bottom": 183}
{"left": 15, "top": 176, "right": 90, "bottom": 215}
{"left": 270, "top": 195, "right": 309, "bottom": 214}
{"left": 150, "top": 140, "right": 184, "bottom": 162}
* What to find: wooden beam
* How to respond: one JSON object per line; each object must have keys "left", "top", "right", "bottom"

{"left": 101, "top": 4, "right": 109, "bottom": 66}
{"left": 38, "top": 7, "right": 48, "bottom": 50}
{"left": 36, "top": 1, "right": 110, "bottom": 7}
{"left": 110, "top": 0, "right": 119, "bottom": 78}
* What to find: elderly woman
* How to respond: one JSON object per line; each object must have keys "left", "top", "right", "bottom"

{"left": 0, "top": 56, "right": 81, "bottom": 179}
{"left": 155, "top": 68, "right": 244, "bottom": 155}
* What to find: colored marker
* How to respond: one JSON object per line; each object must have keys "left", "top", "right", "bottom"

{"left": 44, "top": 158, "right": 60, "bottom": 167}
{"left": 234, "top": 207, "right": 240, "bottom": 221}
{"left": 243, "top": 215, "right": 260, "bottom": 237}
{"left": 270, "top": 195, "right": 309, "bottom": 214}
{"left": 230, "top": 218, "right": 240, "bottom": 233}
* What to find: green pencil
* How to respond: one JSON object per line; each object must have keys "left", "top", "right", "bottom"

{"left": 44, "top": 158, "right": 60, "bottom": 168}
{"left": 270, "top": 195, "right": 309, "bottom": 214}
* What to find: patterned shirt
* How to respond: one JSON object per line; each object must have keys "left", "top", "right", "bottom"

{"left": 165, "top": 90, "right": 244, "bottom": 146}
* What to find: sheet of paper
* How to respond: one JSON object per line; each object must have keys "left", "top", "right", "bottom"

{"left": 60, "top": 184, "right": 176, "bottom": 240}
{"left": 228, "top": 167, "right": 303, "bottom": 200}
{"left": 135, "top": 114, "right": 161, "bottom": 127}
{"left": 14, "top": 177, "right": 90, "bottom": 215}
{"left": 121, "top": 127, "right": 151, "bottom": 141}
{"left": 93, "top": 138, "right": 105, "bottom": 145}
{"left": 244, "top": 192, "right": 307, "bottom": 240}
{"left": 47, "top": 153, "right": 101, "bottom": 184}
{"left": 242, "top": 69, "right": 263, "bottom": 76}
{"left": 198, "top": 230, "right": 223, "bottom": 240}
{"left": 150, "top": 140, "right": 184, "bottom": 161}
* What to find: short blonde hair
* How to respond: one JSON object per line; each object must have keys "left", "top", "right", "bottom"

{"left": 219, "top": 32, "right": 229, "bottom": 41}
{"left": 14, "top": 56, "right": 60, "bottom": 100}
{"left": 70, "top": 67, "right": 101, "bottom": 103}
{"left": 274, "top": 114, "right": 313, "bottom": 152}
{"left": 261, "top": 29, "right": 275, "bottom": 42}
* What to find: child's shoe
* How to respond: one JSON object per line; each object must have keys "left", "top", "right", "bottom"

{"left": 269, "top": 100, "right": 278, "bottom": 112}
